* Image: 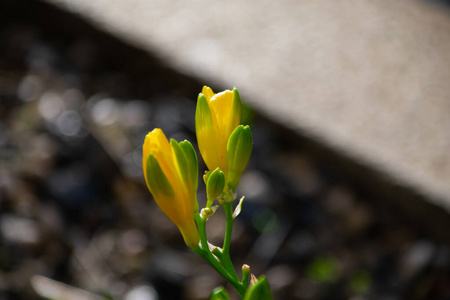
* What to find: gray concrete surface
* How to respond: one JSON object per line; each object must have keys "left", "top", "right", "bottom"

{"left": 45, "top": 0, "right": 450, "bottom": 211}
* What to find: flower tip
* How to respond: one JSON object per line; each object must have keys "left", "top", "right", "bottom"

{"left": 202, "top": 86, "right": 215, "bottom": 100}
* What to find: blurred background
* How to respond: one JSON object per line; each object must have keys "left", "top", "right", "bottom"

{"left": 1, "top": 0, "right": 450, "bottom": 299}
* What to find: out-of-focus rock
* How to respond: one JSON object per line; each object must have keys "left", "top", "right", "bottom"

{"left": 42, "top": 0, "right": 450, "bottom": 232}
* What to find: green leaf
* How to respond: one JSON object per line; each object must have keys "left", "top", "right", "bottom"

{"left": 244, "top": 276, "right": 273, "bottom": 300}
{"left": 209, "top": 286, "right": 230, "bottom": 300}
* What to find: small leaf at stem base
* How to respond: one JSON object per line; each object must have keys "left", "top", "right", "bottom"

{"left": 232, "top": 196, "right": 245, "bottom": 219}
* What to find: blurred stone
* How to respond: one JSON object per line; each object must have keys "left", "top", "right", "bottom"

{"left": 153, "top": 99, "right": 194, "bottom": 136}
{"left": 38, "top": 91, "right": 63, "bottom": 120}
{"left": 183, "top": 275, "right": 222, "bottom": 300}
{"left": 56, "top": 110, "right": 83, "bottom": 137}
{"left": 43, "top": 0, "right": 450, "bottom": 224}
{"left": 286, "top": 231, "right": 317, "bottom": 258}
{"left": 72, "top": 231, "right": 117, "bottom": 291}
{"left": 124, "top": 285, "right": 158, "bottom": 300}
{"left": 27, "top": 42, "right": 58, "bottom": 71}
{"left": 0, "top": 123, "right": 8, "bottom": 146}
{"left": 1, "top": 214, "right": 39, "bottom": 245}
{"left": 293, "top": 278, "right": 319, "bottom": 300}
{"left": 120, "top": 100, "right": 152, "bottom": 130}
{"left": 62, "top": 88, "right": 85, "bottom": 110}
{"left": 91, "top": 98, "right": 120, "bottom": 126}
{"left": 433, "top": 245, "right": 450, "bottom": 268}
{"left": 237, "top": 171, "right": 271, "bottom": 204}
{"left": 119, "top": 229, "right": 148, "bottom": 256}
{"left": 150, "top": 249, "right": 193, "bottom": 281}
{"left": 265, "top": 264, "right": 297, "bottom": 291}
{"left": 248, "top": 216, "right": 293, "bottom": 266}
{"left": 342, "top": 203, "right": 374, "bottom": 236}
{"left": 279, "top": 154, "right": 322, "bottom": 195}
{"left": 31, "top": 275, "right": 104, "bottom": 300}
{"left": 399, "top": 240, "right": 435, "bottom": 282}
{"left": 324, "top": 186, "right": 356, "bottom": 216}
{"left": 38, "top": 203, "right": 63, "bottom": 233}
{"left": 17, "top": 74, "right": 43, "bottom": 102}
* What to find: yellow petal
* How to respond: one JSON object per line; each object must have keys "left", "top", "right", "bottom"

{"left": 202, "top": 86, "right": 215, "bottom": 100}
{"left": 208, "top": 90, "right": 239, "bottom": 174}
{"left": 196, "top": 93, "right": 222, "bottom": 172}
{"left": 178, "top": 218, "right": 200, "bottom": 248}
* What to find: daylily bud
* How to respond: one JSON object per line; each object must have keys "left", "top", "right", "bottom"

{"left": 226, "top": 125, "right": 253, "bottom": 191}
{"left": 206, "top": 167, "right": 225, "bottom": 208}
{"left": 195, "top": 86, "right": 241, "bottom": 179}
{"left": 142, "top": 128, "right": 200, "bottom": 248}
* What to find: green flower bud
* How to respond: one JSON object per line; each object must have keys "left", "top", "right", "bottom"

{"left": 203, "top": 170, "right": 211, "bottom": 184}
{"left": 243, "top": 276, "right": 273, "bottom": 300}
{"left": 206, "top": 167, "right": 225, "bottom": 208}
{"left": 209, "top": 286, "right": 230, "bottom": 300}
{"left": 226, "top": 125, "right": 253, "bottom": 191}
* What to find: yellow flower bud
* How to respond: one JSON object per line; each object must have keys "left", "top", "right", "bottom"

{"left": 195, "top": 86, "right": 242, "bottom": 186}
{"left": 142, "top": 128, "right": 200, "bottom": 248}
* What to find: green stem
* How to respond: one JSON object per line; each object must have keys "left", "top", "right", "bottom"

{"left": 193, "top": 209, "right": 247, "bottom": 298}
{"left": 221, "top": 202, "right": 240, "bottom": 281}
{"left": 194, "top": 210, "right": 209, "bottom": 249}
{"left": 242, "top": 264, "right": 250, "bottom": 288}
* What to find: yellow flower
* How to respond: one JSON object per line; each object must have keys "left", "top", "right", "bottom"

{"left": 142, "top": 128, "right": 200, "bottom": 248}
{"left": 195, "top": 86, "right": 242, "bottom": 180}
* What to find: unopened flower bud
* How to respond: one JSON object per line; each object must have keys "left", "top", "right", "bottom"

{"left": 142, "top": 129, "right": 200, "bottom": 248}
{"left": 226, "top": 125, "right": 253, "bottom": 190}
{"left": 206, "top": 167, "right": 225, "bottom": 208}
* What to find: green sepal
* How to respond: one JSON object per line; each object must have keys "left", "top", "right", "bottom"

{"left": 195, "top": 93, "right": 214, "bottom": 134}
{"left": 146, "top": 155, "right": 174, "bottom": 197}
{"left": 226, "top": 125, "right": 253, "bottom": 190}
{"left": 231, "top": 87, "right": 242, "bottom": 126}
{"left": 179, "top": 140, "right": 198, "bottom": 192}
{"left": 209, "top": 286, "right": 230, "bottom": 300}
{"left": 243, "top": 276, "right": 273, "bottom": 300}
{"left": 206, "top": 167, "right": 225, "bottom": 207}
{"left": 170, "top": 139, "right": 189, "bottom": 182}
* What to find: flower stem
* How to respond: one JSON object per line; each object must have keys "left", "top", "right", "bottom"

{"left": 221, "top": 202, "right": 240, "bottom": 281}
{"left": 193, "top": 209, "right": 246, "bottom": 298}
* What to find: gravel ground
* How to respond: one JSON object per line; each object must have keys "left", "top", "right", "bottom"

{"left": 1, "top": 1, "right": 450, "bottom": 300}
